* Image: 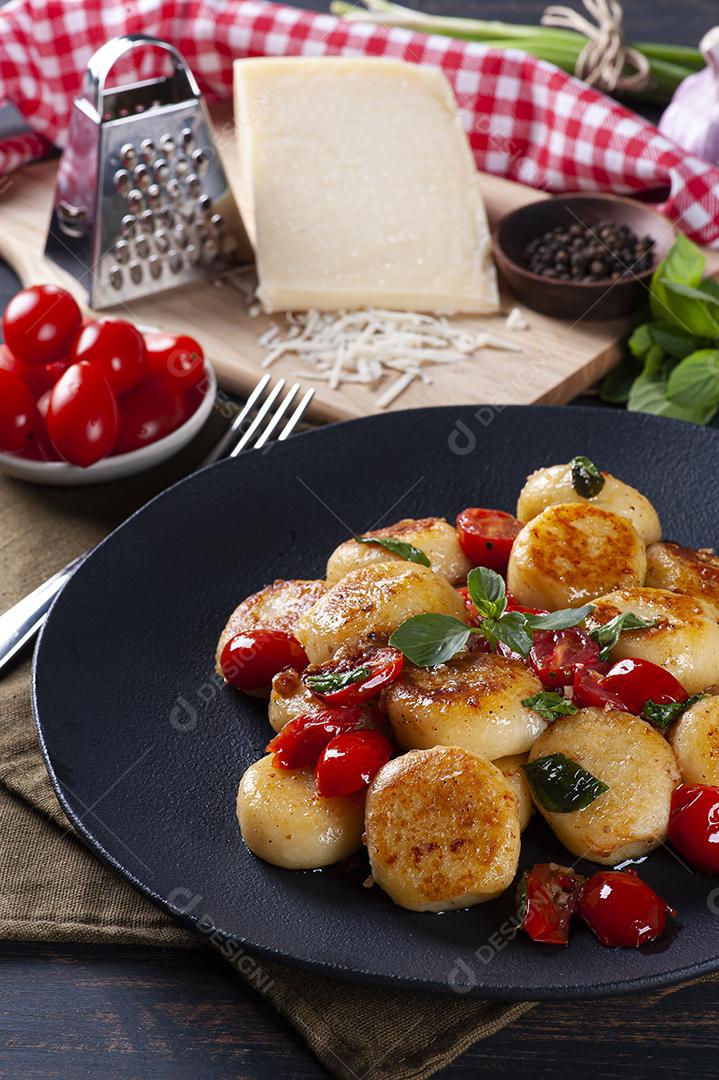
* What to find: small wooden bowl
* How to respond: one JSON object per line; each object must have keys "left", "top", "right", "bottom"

{"left": 493, "top": 193, "right": 676, "bottom": 321}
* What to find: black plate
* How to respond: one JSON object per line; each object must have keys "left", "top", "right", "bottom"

{"left": 33, "top": 406, "right": 719, "bottom": 999}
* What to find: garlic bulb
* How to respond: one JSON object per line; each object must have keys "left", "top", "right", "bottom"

{"left": 659, "top": 27, "right": 719, "bottom": 166}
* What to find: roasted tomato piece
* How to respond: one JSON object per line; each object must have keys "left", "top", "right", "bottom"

{"left": 456, "top": 508, "right": 523, "bottom": 574}
{"left": 518, "top": 863, "right": 586, "bottom": 945}
{"left": 266, "top": 707, "right": 365, "bottom": 769}
{"left": 303, "top": 645, "right": 403, "bottom": 706}
{"left": 668, "top": 784, "right": 719, "bottom": 874}
{"left": 505, "top": 593, "right": 548, "bottom": 616}
{"left": 578, "top": 869, "right": 675, "bottom": 948}
{"left": 572, "top": 666, "right": 627, "bottom": 710}
{"left": 315, "top": 729, "right": 394, "bottom": 797}
{"left": 220, "top": 629, "right": 308, "bottom": 693}
{"left": 601, "top": 658, "right": 688, "bottom": 715}
{"left": 529, "top": 627, "right": 604, "bottom": 689}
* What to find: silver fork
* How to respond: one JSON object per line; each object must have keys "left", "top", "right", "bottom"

{"left": 0, "top": 375, "right": 314, "bottom": 677}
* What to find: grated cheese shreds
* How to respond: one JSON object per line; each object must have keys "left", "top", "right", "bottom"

{"left": 258, "top": 309, "right": 522, "bottom": 409}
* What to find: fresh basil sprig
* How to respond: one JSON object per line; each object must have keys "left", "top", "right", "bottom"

{"left": 305, "top": 667, "right": 370, "bottom": 694}
{"left": 522, "top": 692, "right": 579, "bottom": 722}
{"left": 589, "top": 612, "right": 658, "bottom": 661}
{"left": 523, "top": 753, "right": 609, "bottom": 813}
{"left": 354, "top": 534, "right": 430, "bottom": 567}
{"left": 570, "top": 455, "right": 605, "bottom": 499}
{"left": 642, "top": 693, "right": 705, "bottom": 734}
{"left": 389, "top": 567, "right": 592, "bottom": 667}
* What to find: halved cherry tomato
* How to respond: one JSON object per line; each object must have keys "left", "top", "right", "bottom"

{"left": 113, "top": 378, "right": 186, "bottom": 455}
{"left": 267, "top": 707, "right": 365, "bottom": 769}
{"left": 529, "top": 627, "right": 604, "bottom": 689}
{"left": 601, "top": 658, "right": 687, "bottom": 715}
{"left": 456, "top": 508, "right": 523, "bottom": 574}
{"left": 578, "top": 869, "right": 675, "bottom": 948}
{"left": 144, "top": 331, "right": 205, "bottom": 391}
{"left": 303, "top": 646, "right": 404, "bottom": 706}
{"left": 0, "top": 344, "right": 68, "bottom": 398}
{"left": 3, "top": 284, "right": 81, "bottom": 364}
{"left": 668, "top": 784, "right": 719, "bottom": 874}
{"left": 505, "top": 593, "right": 548, "bottom": 616}
{"left": 46, "top": 361, "right": 118, "bottom": 466}
{"left": 72, "top": 319, "right": 147, "bottom": 396}
{"left": 456, "top": 586, "right": 482, "bottom": 627}
{"left": 220, "top": 629, "right": 308, "bottom": 693}
{"left": 0, "top": 369, "right": 42, "bottom": 452}
{"left": 315, "top": 729, "right": 393, "bottom": 797}
{"left": 518, "top": 863, "right": 586, "bottom": 946}
{"left": 572, "top": 666, "right": 626, "bottom": 710}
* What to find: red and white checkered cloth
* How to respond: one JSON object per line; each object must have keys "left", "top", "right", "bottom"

{"left": 1, "top": 0, "right": 719, "bottom": 244}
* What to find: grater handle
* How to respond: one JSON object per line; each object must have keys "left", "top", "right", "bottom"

{"left": 79, "top": 35, "right": 201, "bottom": 119}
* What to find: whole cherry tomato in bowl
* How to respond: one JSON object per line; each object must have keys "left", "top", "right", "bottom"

{"left": 0, "top": 344, "right": 68, "bottom": 399}
{"left": 72, "top": 319, "right": 147, "bottom": 396}
{"left": 0, "top": 369, "right": 43, "bottom": 452}
{"left": 144, "top": 331, "right": 206, "bottom": 391}
{"left": 46, "top": 361, "right": 118, "bottom": 467}
{"left": 2, "top": 284, "right": 81, "bottom": 364}
{"left": 114, "top": 378, "right": 187, "bottom": 455}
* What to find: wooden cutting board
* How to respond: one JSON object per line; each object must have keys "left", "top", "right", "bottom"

{"left": 0, "top": 107, "right": 639, "bottom": 424}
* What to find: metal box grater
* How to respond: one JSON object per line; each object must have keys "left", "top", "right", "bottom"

{"left": 44, "top": 35, "right": 254, "bottom": 310}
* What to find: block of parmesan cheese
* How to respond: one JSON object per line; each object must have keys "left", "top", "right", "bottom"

{"left": 233, "top": 57, "right": 499, "bottom": 315}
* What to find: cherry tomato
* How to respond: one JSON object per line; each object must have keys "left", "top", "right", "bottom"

{"left": 456, "top": 586, "right": 482, "bottom": 626}
{"left": 518, "top": 863, "right": 586, "bottom": 946}
{"left": 0, "top": 344, "right": 68, "bottom": 398}
{"left": 456, "top": 508, "right": 523, "bottom": 574}
{"left": 529, "top": 627, "right": 604, "bottom": 689}
{"left": 113, "top": 379, "right": 186, "bottom": 455}
{"left": 315, "top": 729, "right": 393, "bottom": 797}
{"left": 0, "top": 369, "right": 42, "bottom": 452}
{"left": 220, "top": 629, "right": 308, "bottom": 693}
{"left": 578, "top": 869, "right": 675, "bottom": 948}
{"left": 46, "top": 361, "right": 118, "bottom": 467}
{"left": 601, "top": 658, "right": 687, "bottom": 715}
{"left": 505, "top": 593, "right": 548, "bottom": 616}
{"left": 572, "top": 666, "right": 626, "bottom": 710}
{"left": 303, "top": 646, "right": 404, "bottom": 706}
{"left": 266, "top": 707, "right": 365, "bottom": 770}
{"left": 668, "top": 784, "right": 719, "bottom": 873}
{"left": 2, "top": 284, "right": 81, "bottom": 364}
{"left": 144, "top": 331, "right": 206, "bottom": 391}
{"left": 72, "top": 319, "right": 147, "bottom": 396}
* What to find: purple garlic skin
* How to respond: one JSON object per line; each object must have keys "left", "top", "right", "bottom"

{"left": 659, "top": 27, "right": 719, "bottom": 167}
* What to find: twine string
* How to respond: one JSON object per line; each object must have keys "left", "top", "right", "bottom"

{"left": 542, "top": 0, "right": 651, "bottom": 93}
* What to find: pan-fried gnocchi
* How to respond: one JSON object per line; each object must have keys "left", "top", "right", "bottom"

{"left": 221, "top": 454, "right": 719, "bottom": 938}
{"left": 585, "top": 587, "right": 719, "bottom": 694}
{"left": 383, "top": 651, "right": 545, "bottom": 759}
{"left": 507, "top": 503, "right": 646, "bottom": 610}
{"left": 326, "top": 517, "right": 471, "bottom": 585}
{"left": 528, "top": 708, "right": 680, "bottom": 864}
{"left": 296, "top": 560, "right": 468, "bottom": 665}
{"left": 365, "top": 746, "right": 521, "bottom": 911}
{"left": 517, "top": 463, "right": 661, "bottom": 544}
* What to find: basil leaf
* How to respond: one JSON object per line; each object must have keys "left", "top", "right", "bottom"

{"left": 523, "top": 753, "right": 608, "bottom": 813}
{"left": 589, "top": 612, "right": 658, "bottom": 662}
{"left": 627, "top": 363, "right": 717, "bottom": 425}
{"left": 389, "top": 613, "right": 472, "bottom": 667}
{"left": 700, "top": 278, "right": 719, "bottom": 303}
{"left": 650, "top": 234, "right": 705, "bottom": 324}
{"left": 490, "top": 611, "right": 533, "bottom": 658}
{"left": 467, "top": 566, "right": 506, "bottom": 620}
{"left": 305, "top": 667, "right": 370, "bottom": 694}
{"left": 666, "top": 349, "right": 719, "bottom": 411}
{"left": 650, "top": 322, "right": 703, "bottom": 360}
{"left": 522, "top": 692, "right": 579, "bottom": 722}
{"left": 660, "top": 281, "right": 719, "bottom": 338}
{"left": 525, "top": 604, "right": 594, "bottom": 632}
{"left": 628, "top": 322, "right": 654, "bottom": 361}
{"left": 354, "top": 535, "right": 430, "bottom": 567}
{"left": 570, "top": 456, "right": 605, "bottom": 499}
{"left": 642, "top": 693, "right": 705, "bottom": 734}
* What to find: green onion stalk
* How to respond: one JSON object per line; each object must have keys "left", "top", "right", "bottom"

{"left": 329, "top": 0, "right": 704, "bottom": 105}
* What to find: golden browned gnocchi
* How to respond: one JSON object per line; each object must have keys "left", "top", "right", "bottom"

{"left": 517, "top": 463, "right": 661, "bottom": 544}
{"left": 528, "top": 708, "right": 680, "bottom": 864}
{"left": 383, "top": 651, "right": 545, "bottom": 760}
{"left": 494, "top": 753, "right": 533, "bottom": 831}
{"left": 670, "top": 695, "right": 719, "bottom": 785}
{"left": 507, "top": 503, "right": 646, "bottom": 610}
{"left": 236, "top": 754, "right": 364, "bottom": 869}
{"left": 585, "top": 587, "right": 719, "bottom": 694}
{"left": 216, "top": 578, "right": 327, "bottom": 674}
{"left": 646, "top": 541, "right": 719, "bottom": 612}
{"left": 326, "top": 517, "right": 471, "bottom": 586}
{"left": 365, "top": 746, "right": 520, "bottom": 911}
{"left": 296, "top": 561, "right": 467, "bottom": 665}
{"left": 268, "top": 668, "right": 318, "bottom": 732}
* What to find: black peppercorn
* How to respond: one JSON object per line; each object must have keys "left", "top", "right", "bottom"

{"left": 521, "top": 217, "right": 655, "bottom": 283}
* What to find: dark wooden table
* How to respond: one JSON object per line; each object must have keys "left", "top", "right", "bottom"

{"left": 2, "top": 2, "right": 719, "bottom": 1077}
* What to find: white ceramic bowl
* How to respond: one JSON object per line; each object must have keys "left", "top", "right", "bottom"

{"left": 0, "top": 365, "right": 217, "bottom": 487}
